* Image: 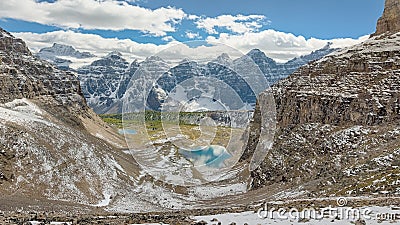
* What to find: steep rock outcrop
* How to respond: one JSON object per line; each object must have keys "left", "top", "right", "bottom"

{"left": 0, "top": 28, "right": 83, "bottom": 107}
{"left": 0, "top": 27, "right": 141, "bottom": 209}
{"left": 374, "top": 0, "right": 400, "bottom": 36}
{"left": 250, "top": 34, "right": 400, "bottom": 192}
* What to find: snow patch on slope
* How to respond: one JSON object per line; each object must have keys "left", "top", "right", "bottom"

{"left": 0, "top": 98, "right": 55, "bottom": 126}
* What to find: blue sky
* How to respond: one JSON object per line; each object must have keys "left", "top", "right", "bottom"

{"left": 0, "top": 0, "right": 385, "bottom": 63}
{"left": 138, "top": 0, "right": 384, "bottom": 39}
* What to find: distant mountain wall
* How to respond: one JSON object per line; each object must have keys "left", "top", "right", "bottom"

{"left": 37, "top": 43, "right": 336, "bottom": 114}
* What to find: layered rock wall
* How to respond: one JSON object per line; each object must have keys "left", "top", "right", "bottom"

{"left": 0, "top": 28, "right": 84, "bottom": 107}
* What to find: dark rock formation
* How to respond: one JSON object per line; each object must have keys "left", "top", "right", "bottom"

{"left": 0, "top": 28, "right": 85, "bottom": 109}
{"left": 374, "top": 0, "right": 400, "bottom": 36}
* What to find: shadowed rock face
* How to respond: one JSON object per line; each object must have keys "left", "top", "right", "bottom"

{"left": 0, "top": 28, "right": 84, "bottom": 107}
{"left": 374, "top": 0, "right": 400, "bottom": 36}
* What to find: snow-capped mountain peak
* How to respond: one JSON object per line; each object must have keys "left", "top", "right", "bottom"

{"left": 36, "top": 43, "right": 97, "bottom": 70}
{"left": 106, "top": 51, "right": 123, "bottom": 58}
{"left": 38, "top": 43, "right": 95, "bottom": 58}
{"left": 212, "top": 53, "right": 233, "bottom": 67}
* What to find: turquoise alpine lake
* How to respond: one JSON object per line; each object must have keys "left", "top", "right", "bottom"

{"left": 179, "top": 145, "right": 231, "bottom": 168}
{"left": 118, "top": 129, "right": 137, "bottom": 135}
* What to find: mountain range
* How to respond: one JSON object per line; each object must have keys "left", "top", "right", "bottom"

{"left": 0, "top": 0, "right": 398, "bottom": 220}
{"left": 37, "top": 42, "right": 337, "bottom": 114}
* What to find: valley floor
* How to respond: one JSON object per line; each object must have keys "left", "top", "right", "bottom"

{"left": 0, "top": 195, "right": 398, "bottom": 225}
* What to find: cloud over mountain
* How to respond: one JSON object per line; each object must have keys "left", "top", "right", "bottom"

{"left": 195, "top": 14, "right": 269, "bottom": 34}
{"left": 0, "top": 0, "right": 186, "bottom": 36}
{"left": 5, "top": 0, "right": 369, "bottom": 63}
{"left": 14, "top": 29, "right": 367, "bottom": 64}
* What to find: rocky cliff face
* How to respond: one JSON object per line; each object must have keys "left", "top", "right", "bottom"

{"left": 0, "top": 28, "right": 147, "bottom": 210}
{"left": 78, "top": 51, "right": 139, "bottom": 114}
{"left": 0, "top": 29, "right": 83, "bottom": 106}
{"left": 374, "top": 0, "right": 400, "bottom": 36}
{"left": 247, "top": 2, "right": 400, "bottom": 198}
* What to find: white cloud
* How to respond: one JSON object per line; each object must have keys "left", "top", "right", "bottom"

{"left": 195, "top": 14, "right": 268, "bottom": 34}
{"left": 13, "top": 28, "right": 368, "bottom": 67}
{"left": 187, "top": 15, "right": 200, "bottom": 20}
{"left": 12, "top": 30, "right": 243, "bottom": 65}
{"left": 13, "top": 30, "right": 172, "bottom": 62}
{"left": 185, "top": 31, "right": 200, "bottom": 39}
{"left": 162, "top": 36, "right": 175, "bottom": 42}
{"left": 206, "top": 30, "right": 369, "bottom": 62}
{"left": 0, "top": 0, "right": 186, "bottom": 36}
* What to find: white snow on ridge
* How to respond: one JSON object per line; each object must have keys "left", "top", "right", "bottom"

{"left": 129, "top": 224, "right": 168, "bottom": 225}
{"left": 327, "top": 32, "right": 400, "bottom": 59}
{"left": 59, "top": 56, "right": 100, "bottom": 70}
{"left": 93, "top": 193, "right": 112, "bottom": 207}
{"left": 29, "top": 222, "right": 72, "bottom": 225}
{"left": 0, "top": 98, "right": 55, "bottom": 126}
{"left": 190, "top": 182, "right": 247, "bottom": 199}
{"left": 3, "top": 98, "right": 43, "bottom": 115}
{"left": 50, "top": 222, "right": 72, "bottom": 225}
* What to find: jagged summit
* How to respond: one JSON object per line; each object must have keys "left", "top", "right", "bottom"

{"left": 285, "top": 41, "right": 338, "bottom": 66}
{"left": 178, "top": 58, "right": 196, "bottom": 64}
{"left": 78, "top": 50, "right": 131, "bottom": 114}
{"left": 38, "top": 43, "right": 95, "bottom": 58}
{"left": 36, "top": 43, "right": 96, "bottom": 70}
{"left": 216, "top": 52, "right": 231, "bottom": 61}
{"left": 106, "top": 50, "right": 123, "bottom": 57}
{"left": 374, "top": 0, "right": 400, "bottom": 36}
{"left": 247, "top": 48, "right": 265, "bottom": 56}
{"left": 0, "top": 28, "right": 31, "bottom": 56}
{"left": 321, "top": 41, "right": 333, "bottom": 50}
{"left": 145, "top": 55, "right": 166, "bottom": 63}
{"left": 212, "top": 53, "right": 233, "bottom": 66}
{"left": 245, "top": 49, "right": 277, "bottom": 68}
{"left": 247, "top": 49, "right": 269, "bottom": 58}
{"left": 89, "top": 51, "right": 128, "bottom": 67}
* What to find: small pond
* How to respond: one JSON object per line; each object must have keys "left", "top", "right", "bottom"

{"left": 179, "top": 145, "right": 231, "bottom": 168}
{"left": 118, "top": 129, "right": 137, "bottom": 135}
